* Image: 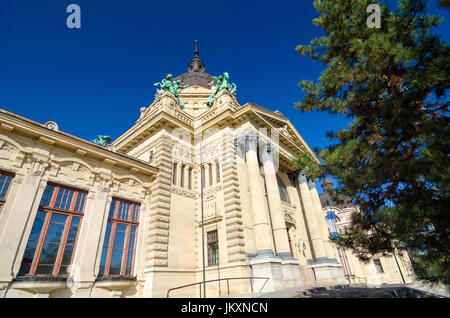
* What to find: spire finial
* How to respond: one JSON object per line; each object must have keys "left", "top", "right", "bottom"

{"left": 194, "top": 40, "right": 199, "bottom": 58}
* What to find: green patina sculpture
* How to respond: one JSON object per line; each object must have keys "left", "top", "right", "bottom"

{"left": 154, "top": 74, "right": 189, "bottom": 109}
{"left": 92, "top": 135, "right": 112, "bottom": 147}
{"left": 207, "top": 72, "right": 237, "bottom": 107}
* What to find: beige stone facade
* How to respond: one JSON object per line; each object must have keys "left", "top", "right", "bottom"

{"left": 319, "top": 180, "right": 416, "bottom": 287}
{"left": 0, "top": 54, "right": 414, "bottom": 298}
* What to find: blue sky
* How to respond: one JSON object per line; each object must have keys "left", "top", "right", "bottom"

{"left": 1, "top": 1, "right": 449, "bottom": 193}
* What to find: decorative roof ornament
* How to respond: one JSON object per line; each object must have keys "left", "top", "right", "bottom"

{"left": 154, "top": 74, "right": 189, "bottom": 109}
{"left": 188, "top": 40, "right": 205, "bottom": 73}
{"left": 92, "top": 135, "right": 112, "bottom": 147}
{"left": 45, "top": 121, "right": 59, "bottom": 131}
{"left": 206, "top": 72, "right": 237, "bottom": 107}
{"left": 174, "top": 41, "right": 213, "bottom": 89}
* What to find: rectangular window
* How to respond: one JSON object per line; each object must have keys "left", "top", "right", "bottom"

{"left": 188, "top": 167, "right": 193, "bottom": 190}
{"left": 215, "top": 160, "right": 220, "bottom": 183}
{"left": 0, "top": 170, "right": 14, "bottom": 214}
{"left": 208, "top": 163, "right": 213, "bottom": 186}
{"left": 207, "top": 230, "right": 219, "bottom": 266}
{"left": 374, "top": 259, "right": 384, "bottom": 273}
{"left": 201, "top": 165, "right": 205, "bottom": 189}
{"left": 172, "top": 162, "right": 177, "bottom": 185}
{"left": 99, "top": 198, "right": 140, "bottom": 277}
{"left": 180, "top": 164, "right": 185, "bottom": 188}
{"left": 18, "top": 183, "right": 86, "bottom": 277}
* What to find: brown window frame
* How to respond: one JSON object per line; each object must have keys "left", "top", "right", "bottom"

{"left": 207, "top": 230, "right": 219, "bottom": 266}
{"left": 18, "top": 183, "right": 87, "bottom": 277}
{"left": 0, "top": 170, "right": 14, "bottom": 214}
{"left": 99, "top": 198, "right": 140, "bottom": 277}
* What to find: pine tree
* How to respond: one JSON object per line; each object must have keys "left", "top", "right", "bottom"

{"left": 295, "top": 0, "right": 449, "bottom": 285}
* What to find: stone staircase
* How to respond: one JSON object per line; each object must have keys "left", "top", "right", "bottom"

{"left": 224, "top": 284, "right": 447, "bottom": 298}
{"left": 294, "top": 284, "right": 444, "bottom": 298}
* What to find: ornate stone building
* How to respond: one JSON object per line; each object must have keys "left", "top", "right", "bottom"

{"left": 0, "top": 47, "right": 412, "bottom": 298}
{"left": 319, "top": 179, "right": 415, "bottom": 287}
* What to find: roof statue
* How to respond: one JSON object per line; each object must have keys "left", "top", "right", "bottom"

{"left": 91, "top": 135, "right": 112, "bottom": 147}
{"left": 206, "top": 72, "right": 237, "bottom": 107}
{"left": 154, "top": 74, "right": 189, "bottom": 109}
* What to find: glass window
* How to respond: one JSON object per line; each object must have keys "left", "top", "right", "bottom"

{"left": 99, "top": 198, "right": 139, "bottom": 277}
{"left": 180, "top": 164, "right": 185, "bottom": 188}
{"left": 207, "top": 230, "right": 219, "bottom": 266}
{"left": 215, "top": 160, "right": 220, "bottom": 183}
{"left": 18, "top": 183, "right": 86, "bottom": 277}
{"left": 277, "top": 176, "right": 291, "bottom": 203}
{"left": 374, "top": 259, "right": 384, "bottom": 273}
{"left": 326, "top": 210, "right": 339, "bottom": 239}
{"left": 188, "top": 167, "right": 193, "bottom": 190}
{"left": 172, "top": 162, "right": 177, "bottom": 185}
{"left": 0, "top": 171, "right": 14, "bottom": 214}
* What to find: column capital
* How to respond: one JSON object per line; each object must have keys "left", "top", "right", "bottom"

{"left": 259, "top": 143, "right": 277, "bottom": 163}
{"left": 297, "top": 170, "right": 307, "bottom": 184}
{"left": 234, "top": 137, "right": 245, "bottom": 159}
{"left": 245, "top": 131, "right": 259, "bottom": 152}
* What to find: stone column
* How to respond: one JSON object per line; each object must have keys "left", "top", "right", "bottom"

{"left": 308, "top": 180, "right": 337, "bottom": 260}
{"left": 71, "top": 187, "right": 111, "bottom": 297}
{"left": 297, "top": 172, "right": 327, "bottom": 260}
{"left": 243, "top": 132, "right": 274, "bottom": 257}
{"left": 0, "top": 173, "right": 45, "bottom": 285}
{"left": 260, "top": 144, "right": 292, "bottom": 260}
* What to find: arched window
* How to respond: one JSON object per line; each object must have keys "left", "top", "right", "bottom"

{"left": 277, "top": 176, "right": 290, "bottom": 203}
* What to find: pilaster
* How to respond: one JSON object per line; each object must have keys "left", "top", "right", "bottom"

{"left": 145, "top": 136, "right": 172, "bottom": 268}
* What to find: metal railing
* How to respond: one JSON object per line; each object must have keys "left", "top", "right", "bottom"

{"left": 344, "top": 275, "right": 367, "bottom": 285}
{"left": 166, "top": 277, "right": 270, "bottom": 298}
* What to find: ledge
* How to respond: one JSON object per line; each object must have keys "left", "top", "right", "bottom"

{"left": 13, "top": 278, "right": 67, "bottom": 295}
{"left": 94, "top": 277, "right": 137, "bottom": 291}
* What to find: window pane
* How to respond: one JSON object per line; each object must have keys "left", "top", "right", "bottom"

{"left": 0, "top": 174, "right": 12, "bottom": 199}
{"left": 74, "top": 193, "right": 86, "bottom": 212}
{"left": 28, "top": 211, "right": 46, "bottom": 242}
{"left": 45, "top": 214, "right": 67, "bottom": 244}
{"left": 102, "top": 222, "right": 112, "bottom": 248}
{"left": 277, "top": 176, "right": 290, "bottom": 203}
{"left": 36, "top": 265, "right": 54, "bottom": 275}
{"left": 113, "top": 225, "right": 126, "bottom": 249}
{"left": 126, "top": 250, "right": 134, "bottom": 275}
{"left": 109, "top": 200, "right": 116, "bottom": 218}
{"left": 37, "top": 243, "right": 59, "bottom": 267}
{"left": 132, "top": 205, "right": 139, "bottom": 222}
{"left": 60, "top": 245, "right": 74, "bottom": 266}
{"left": 66, "top": 217, "right": 80, "bottom": 244}
{"left": 99, "top": 247, "right": 109, "bottom": 276}
{"left": 40, "top": 185, "right": 55, "bottom": 206}
{"left": 110, "top": 249, "right": 124, "bottom": 269}
{"left": 20, "top": 241, "right": 38, "bottom": 265}
{"left": 55, "top": 188, "right": 74, "bottom": 210}
{"left": 118, "top": 202, "right": 130, "bottom": 221}
{"left": 59, "top": 265, "right": 69, "bottom": 275}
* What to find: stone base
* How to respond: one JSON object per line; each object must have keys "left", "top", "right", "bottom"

{"left": 307, "top": 258, "right": 346, "bottom": 285}
{"left": 250, "top": 256, "right": 304, "bottom": 293}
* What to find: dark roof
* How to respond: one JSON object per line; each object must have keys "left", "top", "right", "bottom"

{"left": 319, "top": 178, "right": 355, "bottom": 209}
{"left": 175, "top": 40, "right": 213, "bottom": 89}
